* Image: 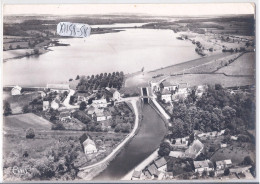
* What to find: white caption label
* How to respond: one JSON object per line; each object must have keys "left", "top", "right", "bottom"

{"left": 57, "top": 22, "right": 91, "bottom": 38}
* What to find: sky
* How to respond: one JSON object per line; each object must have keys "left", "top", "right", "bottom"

{"left": 4, "top": 3, "right": 255, "bottom": 16}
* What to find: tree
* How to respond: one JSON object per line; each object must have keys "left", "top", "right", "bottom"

{"left": 159, "top": 82, "right": 164, "bottom": 90}
{"left": 9, "top": 44, "right": 13, "bottom": 50}
{"left": 33, "top": 48, "right": 39, "bottom": 55}
{"left": 189, "top": 133, "right": 195, "bottom": 144}
{"left": 224, "top": 168, "right": 230, "bottom": 176}
{"left": 69, "top": 96, "right": 75, "bottom": 105}
{"left": 26, "top": 128, "right": 35, "bottom": 139}
{"left": 75, "top": 75, "right": 80, "bottom": 80}
{"left": 242, "top": 156, "right": 253, "bottom": 165}
{"left": 3, "top": 101, "right": 12, "bottom": 116}
{"left": 158, "top": 142, "right": 171, "bottom": 157}
{"left": 209, "top": 171, "right": 215, "bottom": 177}
{"left": 22, "top": 105, "right": 30, "bottom": 113}
{"left": 16, "top": 45, "right": 21, "bottom": 49}
{"left": 79, "top": 102, "right": 87, "bottom": 111}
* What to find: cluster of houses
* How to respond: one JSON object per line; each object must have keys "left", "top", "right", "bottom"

{"left": 131, "top": 130, "right": 236, "bottom": 180}
{"left": 150, "top": 80, "right": 207, "bottom": 103}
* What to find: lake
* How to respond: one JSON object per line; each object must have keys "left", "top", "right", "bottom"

{"left": 3, "top": 28, "right": 200, "bottom": 87}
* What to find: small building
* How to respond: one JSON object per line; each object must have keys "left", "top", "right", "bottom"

{"left": 59, "top": 111, "right": 71, "bottom": 122}
{"left": 144, "top": 170, "right": 152, "bottom": 179}
{"left": 196, "top": 85, "right": 207, "bottom": 98}
{"left": 95, "top": 109, "right": 106, "bottom": 122}
{"left": 87, "top": 106, "right": 96, "bottom": 118}
{"left": 221, "top": 143, "right": 227, "bottom": 148}
{"left": 131, "top": 170, "right": 142, "bottom": 180}
{"left": 154, "top": 157, "right": 167, "bottom": 172}
{"left": 161, "top": 88, "right": 172, "bottom": 103}
{"left": 164, "top": 85, "right": 178, "bottom": 92}
{"left": 147, "top": 163, "right": 160, "bottom": 177}
{"left": 169, "top": 151, "right": 185, "bottom": 158}
{"left": 51, "top": 99, "right": 60, "bottom": 110}
{"left": 43, "top": 101, "right": 50, "bottom": 111}
{"left": 92, "top": 99, "right": 108, "bottom": 108}
{"left": 79, "top": 133, "right": 97, "bottom": 155}
{"left": 216, "top": 159, "right": 232, "bottom": 171}
{"left": 185, "top": 139, "right": 204, "bottom": 159}
{"left": 231, "top": 136, "right": 238, "bottom": 141}
{"left": 46, "top": 83, "right": 69, "bottom": 93}
{"left": 105, "top": 87, "right": 121, "bottom": 101}
{"left": 194, "top": 160, "right": 214, "bottom": 174}
{"left": 11, "top": 85, "right": 22, "bottom": 96}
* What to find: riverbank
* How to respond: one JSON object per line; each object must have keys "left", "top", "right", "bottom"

{"left": 77, "top": 98, "right": 141, "bottom": 180}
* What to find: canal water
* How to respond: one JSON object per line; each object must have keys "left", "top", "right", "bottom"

{"left": 94, "top": 102, "right": 167, "bottom": 180}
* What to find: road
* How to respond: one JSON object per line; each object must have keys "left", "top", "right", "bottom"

{"left": 79, "top": 98, "right": 140, "bottom": 171}
{"left": 62, "top": 89, "right": 79, "bottom": 109}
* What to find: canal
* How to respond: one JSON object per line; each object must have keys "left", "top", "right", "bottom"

{"left": 94, "top": 102, "right": 167, "bottom": 180}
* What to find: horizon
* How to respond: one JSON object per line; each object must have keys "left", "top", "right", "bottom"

{"left": 4, "top": 3, "right": 255, "bottom": 16}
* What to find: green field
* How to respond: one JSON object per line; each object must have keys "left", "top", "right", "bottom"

{"left": 216, "top": 52, "right": 255, "bottom": 76}
{"left": 4, "top": 113, "right": 52, "bottom": 131}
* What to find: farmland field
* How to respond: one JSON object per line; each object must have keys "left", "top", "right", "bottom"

{"left": 215, "top": 52, "right": 255, "bottom": 76}
{"left": 4, "top": 113, "right": 52, "bottom": 131}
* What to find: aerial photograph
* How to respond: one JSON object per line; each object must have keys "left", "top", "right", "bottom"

{"left": 2, "top": 3, "right": 256, "bottom": 182}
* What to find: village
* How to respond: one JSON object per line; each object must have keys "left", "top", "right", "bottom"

{"left": 4, "top": 72, "right": 138, "bottom": 168}
{"left": 128, "top": 79, "right": 255, "bottom": 181}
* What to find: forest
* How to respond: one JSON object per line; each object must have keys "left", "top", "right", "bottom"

{"left": 169, "top": 84, "right": 255, "bottom": 139}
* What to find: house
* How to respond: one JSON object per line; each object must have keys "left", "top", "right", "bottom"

{"left": 46, "top": 83, "right": 69, "bottom": 92}
{"left": 147, "top": 163, "right": 160, "bottom": 177}
{"left": 87, "top": 106, "right": 96, "bottom": 118}
{"left": 43, "top": 101, "right": 50, "bottom": 111}
{"left": 11, "top": 85, "right": 22, "bottom": 95}
{"left": 95, "top": 109, "right": 106, "bottom": 122}
{"left": 221, "top": 143, "right": 227, "bottom": 148}
{"left": 231, "top": 136, "right": 238, "bottom": 141}
{"left": 144, "top": 170, "right": 152, "bottom": 179}
{"left": 161, "top": 88, "right": 172, "bottom": 103}
{"left": 92, "top": 99, "right": 108, "bottom": 108}
{"left": 169, "top": 151, "right": 185, "bottom": 158}
{"left": 194, "top": 160, "right": 214, "bottom": 174}
{"left": 51, "top": 99, "right": 60, "bottom": 110}
{"left": 154, "top": 157, "right": 167, "bottom": 172}
{"left": 95, "top": 110, "right": 112, "bottom": 122}
{"left": 131, "top": 170, "right": 142, "bottom": 180}
{"left": 79, "top": 133, "right": 97, "bottom": 155}
{"left": 39, "top": 91, "right": 47, "bottom": 98}
{"left": 185, "top": 139, "right": 204, "bottom": 159}
{"left": 196, "top": 85, "right": 207, "bottom": 98}
{"left": 216, "top": 159, "right": 232, "bottom": 171}
{"left": 164, "top": 85, "right": 178, "bottom": 92}
{"left": 171, "top": 83, "right": 189, "bottom": 101}
{"left": 105, "top": 87, "right": 121, "bottom": 101}
{"left": 172, "top": 137, "right": 189, "bottom": 148}
{"left": 59, "top": 111, "right": 71, "bottom": 122}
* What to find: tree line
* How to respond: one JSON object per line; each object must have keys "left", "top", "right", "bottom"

{"left": 77, "top": 71, "right": 124, "bottom": 92}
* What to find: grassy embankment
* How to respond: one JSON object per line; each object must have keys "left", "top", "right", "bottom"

{"left": 124, "top": 51, "right": 255, "bottom": 90}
